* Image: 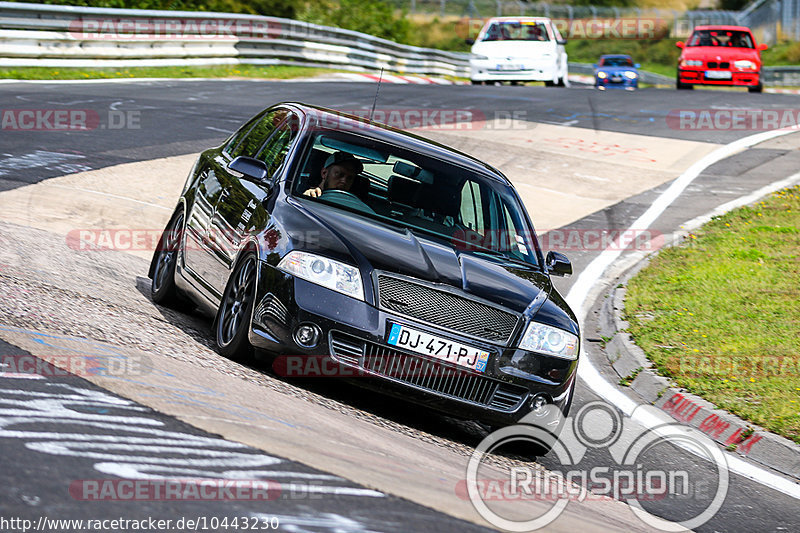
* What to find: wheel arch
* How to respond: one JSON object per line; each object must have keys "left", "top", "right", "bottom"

{"left": 148, "top": 199, "right": 188, "bottom": 279}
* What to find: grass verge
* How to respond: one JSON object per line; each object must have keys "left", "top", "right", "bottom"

{"left": 625, "top": 186, "right": 800, "bottom": 444}
{"left": 0, "top": 64, "right": 335, "bottom": 81}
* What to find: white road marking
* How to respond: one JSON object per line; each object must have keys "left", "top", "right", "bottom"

{"left": 566, "top": 126, "right": 800, "bottom": 499}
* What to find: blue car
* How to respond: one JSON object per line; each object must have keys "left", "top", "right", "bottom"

{"left": 594, "top": 54, "right": 640, "bottom": 90}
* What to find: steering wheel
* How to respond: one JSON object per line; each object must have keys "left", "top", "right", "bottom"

{"left": 320, "top": 189, "right": 376, "bottom": 215}
{"left": 320, "top": 189, "right": 361, "bottom": 201}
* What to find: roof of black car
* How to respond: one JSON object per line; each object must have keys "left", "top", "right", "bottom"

{"left": 283, "top": 102, "right": 512, "bottom": 186}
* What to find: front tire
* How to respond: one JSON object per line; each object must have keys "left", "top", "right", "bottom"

{"left": 676, "top": 77, "right": 693, "bottom": 90}
{"left": 151, "top": 210, "right": 186, "bottom": 307}
{"left": 215, "top": 253, "right": 257, "bottom": 361}
{"left": 748, "top": 84, "right": 763, "bottom": 93}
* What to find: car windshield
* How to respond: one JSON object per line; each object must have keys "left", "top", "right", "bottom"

{"left": 601, "top": 57, "right": 633, "bottom": 67}
{"left": 480, "top": 21, "right": 550, "bottom": 42}
{"left": 687, "top": 29, "right": 754, "bottom": 48}
{"left": 292, "top": 130, "right": 540, "bottom": 267}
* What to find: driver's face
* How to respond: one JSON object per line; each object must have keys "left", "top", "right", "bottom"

{"left": 322, "top": 164, "right": 357, "bottom": 191}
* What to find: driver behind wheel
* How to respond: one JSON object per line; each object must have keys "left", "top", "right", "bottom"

{"left": 302, "top": 151, "right": 364, "bottom": 198}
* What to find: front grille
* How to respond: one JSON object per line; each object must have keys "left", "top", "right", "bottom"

{"left": 329, "top": 333, "right": 364, "bottom": 367}
{"left": 706, "top": 62, "right": 730, "bottom": 69}
{"left": 253, "top": 293, "right": 290, "bottom": 328}
{"left": 707, "top": 61, "right": 717, "bottom": 68}
{"left": 490, "top": 386, "right": 527, "bottom": 410}
{"left": 361, "top": 341, "right": 527, "bottom": 410}
{"left": 377, "top": 274, "right": 518, "bottom": 344}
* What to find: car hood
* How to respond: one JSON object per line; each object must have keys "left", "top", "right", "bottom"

{"left": 471, "top": 40, "right": 556, "bottom": 59}
{"left": 681, "top": 47, "right": 760, "bottom": 62}
{"left": 288, "top": 199, "right": 551, "bottom": 314}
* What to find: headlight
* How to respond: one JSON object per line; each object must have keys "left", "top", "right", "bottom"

{"left": 624, "top": 71, "right": 638, "bottom": 79}
{"left": 734, "top": 60, "right": 756, "bottom": 70}
{"left": 597, "top": 71, "right": 608, "bottom": 79}
{"left": 277, "top": 251, "right": 364, "bottom": 301}
{"left": 519, "top": 322, "right": 578, "bottom": 360}
{"left": 681, "top": 59, "right": 703, "bottom": 67}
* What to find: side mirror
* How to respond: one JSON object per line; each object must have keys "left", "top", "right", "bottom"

{"left": 465, "top": 38, "right": 475, "bottom": 45}
{"left": 634, "top": 63, "right": 641, "bottom": 68}
{"left": 593, "top": 63, "right": 598, "bottom": 68}
{"left": 545, "top": 251, "right": 572, "bottom": 276}
{"left": 557, "top": 38, "right": 567, "bottom": 45}
{"left": 758, "top": 43, "right": 768, "bottom": 51}
{"left": 676, "top": 41, "right": 685, "bottom": 49}
{"left": 228, "top": 156, "right": 269, "bottom": 182}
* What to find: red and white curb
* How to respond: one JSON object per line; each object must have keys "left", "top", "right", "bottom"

{"left": 305, "top": 72, "right": 468, "bottom": 85}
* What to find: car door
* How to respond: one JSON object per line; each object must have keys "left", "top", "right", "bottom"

{"left": 182, "top": 110, "right": 269, "bottom": 297}
{"left": 205, "top": 110, "right": 298, "bottom": 295}
{"left": 550, "top": 21, "right": 568, "bottom": 78}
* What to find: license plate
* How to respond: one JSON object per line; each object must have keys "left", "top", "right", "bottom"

{"left": 495, "top": 64, "right": 523, "bottom": 71}
{"left": 705, "top": 70, "right": 732, "bottom": 80}
{"left": 387, "top": 323, "right": 490, "bottom": 373}
{"left": 610, "top": 76, "right": 623, "bottom": 82}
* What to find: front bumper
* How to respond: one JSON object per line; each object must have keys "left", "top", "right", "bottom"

{"left": 470, "top": 60, "right": 559, "bottom": 82}
{"left": 249, "top": 263, "right": 577, "bottom": 427}
{"left": 677, "top": 68, "right": 760, "bottom": 87}
{"left": 596, "top": 76, "right": 638, "bottom": 89}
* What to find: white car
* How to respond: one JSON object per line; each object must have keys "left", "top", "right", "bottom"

{"left": 468, "top": 17, "right": 568, "bottom": 86}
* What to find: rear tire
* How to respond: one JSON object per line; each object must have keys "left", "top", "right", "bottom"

{"left": 215, "top": 253, "right": 257, "bottom": 361}
{"left": 151, "top": 210, "right": 186, "bottom": 308}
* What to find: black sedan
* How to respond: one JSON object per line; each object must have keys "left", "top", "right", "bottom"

{"left": 149, "top": 102, "right": 579, "bottom": 436}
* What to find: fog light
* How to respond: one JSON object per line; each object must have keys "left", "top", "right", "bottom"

{"left": 530, "top": 394, "right": 549, "bottom": 414}
{"left": 293, "top": 323, "right": 321, "bottom": 348}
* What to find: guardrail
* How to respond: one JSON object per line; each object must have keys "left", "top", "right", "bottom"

{"left": 0, "top": 1, "right": 471, "bottom": 77}
{"left": 2, "top": 2, "right": 799, "bottom": 87}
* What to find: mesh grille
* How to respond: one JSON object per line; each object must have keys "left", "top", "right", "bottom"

{"left": 377, "top": 274, "right": 518, "bottom": 344}
{"left": 329, "top": 334, "right": 364, "bottom": 366}
{"left": 363, "top": 341, "right": 500, "bottom": 406}
{"left": 490, "top": 386, "right": 527, "bottom": 410}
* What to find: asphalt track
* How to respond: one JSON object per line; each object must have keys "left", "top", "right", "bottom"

{"left": 1, "top": 79, "right": 799, "bottom": 532}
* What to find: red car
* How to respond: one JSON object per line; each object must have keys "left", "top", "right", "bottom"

{"left": 676, "top": 25, "right": 767, "bottom": 93}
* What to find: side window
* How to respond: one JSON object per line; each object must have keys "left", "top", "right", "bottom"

{"left": 551, "top": 22, "right": 563, "bottom": 43}
{"left": 228, "top": 109, "right": 289, "bottom": 159}
{"left": 256, "top": 116, "right": 297, "bottom": 177}
{"left": 460, "top": 180, "right": 484, "bottom": 230}
{"left": 223, "top": 112, "right": 265, "bottom": 156}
